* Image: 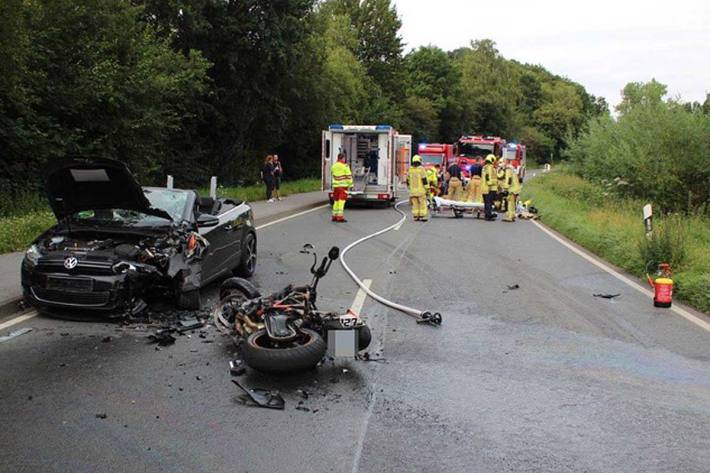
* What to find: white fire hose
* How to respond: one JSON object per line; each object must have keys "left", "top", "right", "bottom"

{"left": 339, "top": 200, "right": 442, "bottom": 326}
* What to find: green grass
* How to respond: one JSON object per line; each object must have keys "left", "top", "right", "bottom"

{"left": 0, "top": 178, "right": 322, "bottom": 255}
{"left": 522, "top": 170, "right": 710, "bottom": 314}
{"left": 202, "top": 178, "right": 321, "bottom": 203}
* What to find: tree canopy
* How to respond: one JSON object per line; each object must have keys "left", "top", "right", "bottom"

{"left": 1, "top": 0, "right": 607, "bottom": 195}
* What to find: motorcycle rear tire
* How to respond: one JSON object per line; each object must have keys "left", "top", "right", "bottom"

{"left": 241, "top": 328, "right": 326, "bottom": 373}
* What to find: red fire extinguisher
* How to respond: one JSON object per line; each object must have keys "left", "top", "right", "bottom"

{"left": 646, "top": 262, "right": 673, "bottom": 308}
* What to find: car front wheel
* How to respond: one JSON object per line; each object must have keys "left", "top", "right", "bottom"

{"left": 235, "top": 232, "right": 257, "bottom": 278}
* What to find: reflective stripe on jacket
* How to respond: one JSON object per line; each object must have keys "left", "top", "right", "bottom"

{"left": 331, "top": 161, "right": 353, "bottom": 188}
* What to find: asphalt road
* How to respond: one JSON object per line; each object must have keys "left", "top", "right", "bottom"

{"left": 1, "top": 205, "right": 710, "bottom": 472}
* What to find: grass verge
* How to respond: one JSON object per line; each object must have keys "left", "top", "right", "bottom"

{"left": 201, "top": 178, "right": 321, "bottom": 203}
{"left": 522, "top": 170, "right": 710, "bottom": 314}
{"left": 0, "top": 178, "right": 322, "bottom": 255}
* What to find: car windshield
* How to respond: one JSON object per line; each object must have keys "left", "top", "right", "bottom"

{"left": 420, "top": 154, "right": 443, "bottom": 166}
{"left": 71, "top": 189, "right": 187, "bottom": 228}
{"left": 458, "top": 143, "right": 494, "bottom": 158}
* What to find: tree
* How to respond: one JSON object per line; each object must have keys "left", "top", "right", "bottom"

{"left": 532, "top": 82, "right": 585, "bottom": 159}
{"left": 456, "top": 40, "right": 519, "bottom": 136}
{"left": 615, "top": 79, "right": 668, "bottom": 116}
{"left": 0, "top": 0, "right": 210, "bottom": 194}
{"left": 322, "top": 0, "right": 404, "bottom": 99}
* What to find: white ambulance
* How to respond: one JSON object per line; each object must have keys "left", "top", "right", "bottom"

{"left": 322, "top": 124, "right": 411, "bottom": 205}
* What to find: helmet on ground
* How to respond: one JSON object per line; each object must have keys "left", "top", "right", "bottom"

{"left": 412, "top": 155, "right": 422, "bottom": 164}
{"left": 485, "top": 154, "right": 496, "bottom": 164}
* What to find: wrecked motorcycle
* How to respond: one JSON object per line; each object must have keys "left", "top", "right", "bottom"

{"left": 214, "top": 245, "right": 371, "bottom": 373}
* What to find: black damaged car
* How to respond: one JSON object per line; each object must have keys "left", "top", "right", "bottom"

{"left": 21, "top": 158, "right": 257, "bottom": 314}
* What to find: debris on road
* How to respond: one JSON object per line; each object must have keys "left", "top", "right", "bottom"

{"left": 359, "top": 352, "right": 387, "bottom": 363}
{"left": 229, "top": 359, "right": 247, "bottom": 377}
{"left": 95, "top": 413, "right": 108, "bottom": 419}
{"left": 594, "top": 293, "right": 621, "bottom": 299}
{"left": 101, "top": 336, "right": 112, "bottom": 343}
{"left": 178, "top": 318, "right": 203, "bottom": 333}
{"left": 148, "top": 329, "right": 176, "bottom": 346}
{"left": 507, "top": 284, "right": 520, "bottom": 291}
{"left": 0, "top": 327, "right": 33, "bottom": 343}
{"left": 232, "top": 380, "right": 285, "bottom": 410}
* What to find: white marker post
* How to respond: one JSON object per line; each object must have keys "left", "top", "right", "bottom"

{"left": 643, "top": 204, "right": 653, "bottom": 239}
{"left": 166, "top": 175, "right": 174, "bottom": 190}
{"left": 210, "top": 176, "right": 218, "bottom": 199}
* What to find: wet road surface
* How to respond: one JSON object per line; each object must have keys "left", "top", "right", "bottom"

{"left": 1, "top": 206, "right": 709, "bottom": 472}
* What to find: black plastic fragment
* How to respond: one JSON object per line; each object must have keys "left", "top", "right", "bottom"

{"left": 231, "top": 380, "right": 285, "bottom": 410}
{"left": 593, "top": 293, "right": 621, "bottom": 299}
{"left": 507, "top": 284, "right": 520, "bottom": 290}
{"left": 148, "top": 329, "right": 176, "bottom": 346}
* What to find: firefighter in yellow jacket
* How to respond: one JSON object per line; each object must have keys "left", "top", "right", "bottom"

{"left": 481, "top": 154, "right": 498, "bottom": 221}
{"left": 501, "top": 161, "right": 522, "bottom": 222}
{"left": 425, "top": 165, "right": 438, "bottom": 203}
{"left": 331, "top": 153, "right": 353, "bottom": 223}
{"left": 407, "top": 155, "right": 429, "bottom": 221}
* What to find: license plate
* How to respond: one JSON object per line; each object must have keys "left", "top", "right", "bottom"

{"left": 47, "top": 277, "right": 94, "bottom": 293}
{"left": 327, "top": 329, "right": 357, "bottom": 358}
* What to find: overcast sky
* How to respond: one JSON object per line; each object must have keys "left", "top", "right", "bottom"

{"left": 394, "top": 0, "right": 710, "bottom": 107}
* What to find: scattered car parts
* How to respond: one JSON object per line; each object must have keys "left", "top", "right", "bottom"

{"left": 231, "top": 380, "right": 285, "bottom": 410}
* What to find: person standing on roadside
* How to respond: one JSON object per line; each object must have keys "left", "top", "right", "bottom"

{"left": 261, "top": 155, "right": 275, "bottom": 203}
{"left": 331, "top": 153, "right": 353, "bottom": 222}
{"left": 407, "top": 155, "right": 429, "bottom": 221}
{"left": 273, "top": 154, "right": 283, "bottom": 201}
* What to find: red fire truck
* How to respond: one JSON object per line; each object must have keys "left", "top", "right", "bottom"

{"left": 454, "top": 135, "right": 506, "bottom": 178}
{"left": 417, "top": 143, "right": 454, "bottom": 170}
{"left": 502, "top": 142, "right": 527, "bottom": 182}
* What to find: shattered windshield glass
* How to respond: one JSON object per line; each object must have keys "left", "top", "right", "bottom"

{"left": 72, "top": 189, "right": 187, "bottom": 227}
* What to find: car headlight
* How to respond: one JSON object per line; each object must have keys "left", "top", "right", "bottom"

{"left": 25, "top": 244, "right": 41, "bottom": 266}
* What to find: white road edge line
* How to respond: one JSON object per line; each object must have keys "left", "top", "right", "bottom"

{"left": 255, "top": 204, "right": 329, "bottom": 230}
{"left": 350, "top": 279, "right": 372, "bottom": 316}
{"left": 0, "top": 203, "right": 330, "bottom": 333}
{"left": 0, "top": 312, "right": 38, "bottom": 332}
{"left": 530, "top": 219, "right": 710, "bottom": 333}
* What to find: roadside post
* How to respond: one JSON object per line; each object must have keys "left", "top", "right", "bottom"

{"left": 210, "top": 176, "right": 217, "bottom": 199}
{"left": 643, "top": 204, "right": 653, "bottom": 239}
{"left": 166, "top": 175, "right": 174, "bottom": 190}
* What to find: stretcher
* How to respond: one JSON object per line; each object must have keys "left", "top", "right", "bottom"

{"left": 430, "top": 196, "right": 485, "bottom": 218}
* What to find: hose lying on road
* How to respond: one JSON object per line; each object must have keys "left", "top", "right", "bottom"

{"left": 339, "top": 200, "right": 442, "bottom": 326}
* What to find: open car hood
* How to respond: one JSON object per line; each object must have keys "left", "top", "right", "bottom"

{"left": 45, "top": 157, "right": 172, "bottom": 222}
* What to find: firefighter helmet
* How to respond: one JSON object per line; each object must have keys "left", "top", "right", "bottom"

{"left": 412, "top": 155, "right": 422, "bottom": 164}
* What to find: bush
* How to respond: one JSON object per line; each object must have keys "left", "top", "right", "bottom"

{"left": 568, "top": 101, "right": 710, "bottom": 214}
{"left": 638, "top": 214, "right": 688, "bottom": 273}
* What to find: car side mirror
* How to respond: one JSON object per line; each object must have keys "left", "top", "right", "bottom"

{"left": 197, "top": 213, "right": 219, "bottom": 228}
{"left": 328, "top": 246, "right": 340, "bottom": 260}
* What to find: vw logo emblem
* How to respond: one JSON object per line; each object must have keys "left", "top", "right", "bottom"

{"left": 63, "top": 257, "right": 78, "bottom": 270}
